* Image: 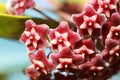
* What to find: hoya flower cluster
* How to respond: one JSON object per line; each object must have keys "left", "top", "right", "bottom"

{"left": 19, "top": 0, "right": 120, "bottom": 80}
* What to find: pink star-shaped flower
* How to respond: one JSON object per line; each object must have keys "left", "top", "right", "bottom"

{"left": 6, "top": 0, "right": 35, "bottom": 15}
{"left": 110, "top": 13, "right": 120, "bottom": 26}
{"left": 103, "top": 39, "right": 120, "bottom": 63}
{"left": 78, "top": 54, "right": 103, "bottom": 70}
{"left": 74, "top": 45, "right": 95, "bottom": 57}
{"left": 49, "top": 47, "right": 84, "bottom": 69}
{"left": 109, "top": 45, "right": 120, "bottom": 57}
{"left": 25, "top": 64, "right": 41, "bottom": 80}
{"left": 25, "top": 60, "right": 47, "bottom": 79}
{"left": 102, "top": 13, "right": 120, "bottom": 44}
{"left": 29, "top": 49, "right": 54, "bottom": 73}
{"left": 20, "top": 20, "right": 49, "bottom": 51}
{"left": 105, "top": 38, "right": 119, "bottom": 50}
{"left": 49, "top": 21, "right": 81, "bottom": 52}
{"left": 91, "top": 0, "right": 117, "bottom": 17}
{"left": 74, "top": 38, "right": 96, "bottom": 61}
{"left": 72, "top": 4, "right": 106, "bottom": 38}
{"left": 108, "top": 46, "right": 120, "bottom": 63}
{"left": 107, "top": 25, "right": 120, "bottom": 41}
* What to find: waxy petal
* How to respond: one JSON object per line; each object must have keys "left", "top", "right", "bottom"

{"left": 80, "top": 23, "right": 86, "bottom": 29}
{"left": 20, "top": 20, "right": 49, "bottom": 51}
{"left": 91, "top": 15, "right": 97, "bottom": 21}
{"left": 72, "top": 4, "right": 106, "bottom": 38}
{"left": 50, "top": 47, "right": 84, "bottom": 66}
{"left": 49, "top": 21, "right": 80, "bottom": 51}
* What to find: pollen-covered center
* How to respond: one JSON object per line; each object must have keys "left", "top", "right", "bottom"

{"left": 24, "top": 28, "right": 41, "bottom": 49}
{"left": 87, "top": 21, "right": 94, "bottom": 28}
{"left": 101, "top": 1, "right": 110, "bottom": 11}
{"left": 54, "top": 31, "right": 69, "bottom": 46}
{"left": 104, "top": 3, "right": 109, "bottom": 10}
{"left": 57, "top": 37, "right": 65, "bottom": 44}
{"left": 112, "top": 30, "right": 120, "bottom": 40}
{"left": 33, "top": 60, "right": 47, "bottom": 74}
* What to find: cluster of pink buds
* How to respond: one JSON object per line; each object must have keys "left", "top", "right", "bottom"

{"left": 20, "top": 0, "right": 120, "bottom": 80}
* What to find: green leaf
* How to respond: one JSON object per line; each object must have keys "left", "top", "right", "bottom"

{"left": 0, "top": 4, "right": 58, "bottom": 39}
{"left": 0, "top": 14, "right": 30, "bottom": 39}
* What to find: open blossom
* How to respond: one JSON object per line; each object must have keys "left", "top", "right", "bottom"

{"left": 72, "top": 4, "right": 106, "bottom": 38}
{"left": 102, "top": 39, "right": 120, "bottom": 64}
{"left": 91, "top": 0, "right": 117, "bottom": 17}
{"left": 20, "top": 20, "right": 49, "bottom": 51}
{"left": 29, "top": 49, "right": 54, "bottom": 72}
{"left": 49, "top": 47, "right": 84, "bottom": 69}
{"left": 107, "top": 25, "right": 120, "bottom": 41}
{"left": 74, "top": 38, "right": 96, "bottom": 61}
{"left": 78, "top": 53, "right": 105, "bottom": 78}
{"left": 25, "top": 49, "right": 54, "bottom": 79}
{"left": 48, "top": 21, "right": 81, "bottom": 52}
{"left": 109, "top": 45, "right": 120, "bottom": 57}
{"left": 25, "top": 60, "right": 47, "bottom": 80}
{"left": 25, "top": 64, "right": 41, "bottom": 80}
{"left": 105, "top": 38, "right": 119, "bottom": 50}
{"left": 6, "top": 0, "right": 35, "bottom": 15}
{"left": 110, "top": 13, "right": 120, "bottom": 26}
{"left": 102, "top": 13, "right": 120, "bottom": 43}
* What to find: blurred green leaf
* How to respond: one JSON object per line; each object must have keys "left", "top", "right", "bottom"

{"left": 0, "top": 4, "right": 58, "bottom": 39}
{"left": 0, "top": 14, "right": 30, "bottom": 39}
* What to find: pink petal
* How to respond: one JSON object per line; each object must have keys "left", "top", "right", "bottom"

{"left": 55, "top": 31, "right": 61, "bottom": 38}
{"left": 25, "top": 20, "right": 36, "bottom": 31}
{"left": 56, "top": 21, "right": 70, "bottom": 33}
{"left": 83, "top": 15, "right": 89, "bottom": 21}
{"left": 84, "top": 4, "right": 97, "bottom": 16}
{"left": 91, "top": 15, "right": 97, "bottom": 21}
{"left": 58, "top": 44, "right": 63, "bottom": 52}
{"left": 94, "top": 23, "right": 101, "bottom": 28}
{"left": 105, "top": 0, "right": 110, "bottom": 4}
{"left": 50, "top": 47, "right": 84, "bottom": 65}
{"left": 25, "top": 39, "right": 31, "bottom": 45}
{"left": 31, "top": 49, "right": 54, "bottom": 72}
{"left": 33, "top": 41, "right": 37, "bottom": 48}
{"left": 105, "top": 39, "right": 119, "bottom": 50}
{"left": 72, "top": 13, "right": 84, "bottom": 27}
{"left": 80, "top": 23, "right": 86, "bottom": 29}
{"left": 51, "top": 39, "right": 57, "bottom": 44}
{"left": 68, "top": 31, "right": 81, "bottom": 46}
{"left": 49, "top": 29, "right": 55, "bottom": 40}
{"left": 64, "top": 41, "right": 71, "bottom": 46}
{"left": 62, "top": 32, "right": 68, "bottom": 40}
{"left": 24, "top": 31, "right": 30, "bottom": 37}
{"left": 105, "top": 10, "right": 110, "bottom": 17}
{"left": 31, "top": 28, "right": 36, "bottom": 34}
{"left": 97, "top": 7, "right": 103, "bottom": 13}
{"left": 88, "top": 28, "right": 93, "bottom": 35}
{"left": 16, "top": 8, "right": 25, "bottom": 15}
{"left": 110, "top": 4, "right": 116, "bottom": 9}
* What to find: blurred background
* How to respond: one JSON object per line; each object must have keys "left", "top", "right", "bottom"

{"left": 0, "top": 0, "right": 120, "bottom": 80}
